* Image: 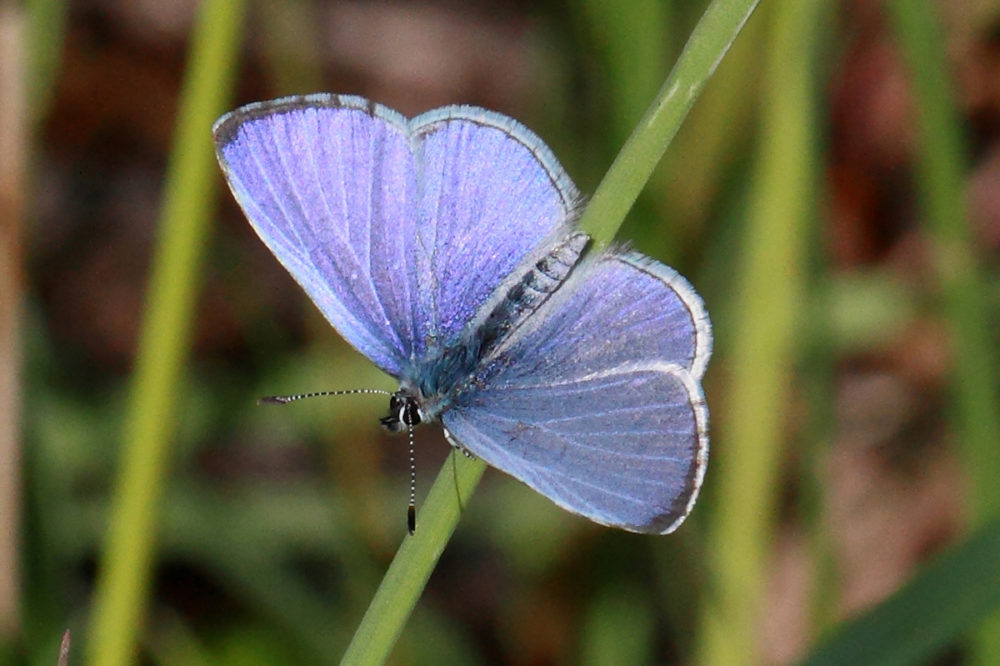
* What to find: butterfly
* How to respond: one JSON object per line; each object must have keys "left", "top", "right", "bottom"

{"left": 213, "top": 94, "right": 711, "bottom": 535}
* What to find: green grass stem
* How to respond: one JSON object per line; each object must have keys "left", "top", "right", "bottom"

{"left": 25, "top": 0, "right": 67, "bottom": 123}
{"left": 801, "top": 517, "right": 1000, "bottom": 666}
{"left": 340, "top": 0, "right": 761, "bottom": 662}
{"left": 340, "top": 451, "right": 485, "bottom": 665}
{"left": 887, "top": 1, "right": 1000, "bottom": 662}
{"left": 696, "top": 0, "right": 822, "bottom": 663}
{"left": 576, "top": 0, "right": 760, "bottom": 245}
{"left": 659, "top": 6, "right": 764, "bottom": 251}
{"left": 578, "top": 0, "right": 670, "bottom": 151}
{"left": 887, "top": 0, "right": 1000, "bottom": 537}
{"left": 85, "top": 1, "right": 246, "bottom": 663}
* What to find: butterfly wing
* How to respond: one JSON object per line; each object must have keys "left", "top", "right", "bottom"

{"left": 441, "top": 251, "right": 711, "bottom": 533}
{"left": 214, "top": 95, "right": 578, "bottom": 376}
{"left": 408, "top": 106, "right": 580, "bottom": 357}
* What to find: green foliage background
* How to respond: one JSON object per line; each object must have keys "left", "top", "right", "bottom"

{"left": 5, "top": 0, "right": 1000, "bottom": 664}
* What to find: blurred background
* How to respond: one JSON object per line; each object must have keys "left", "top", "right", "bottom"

{"left": 2, "top": 0, "right": 1000, "bottom": 664}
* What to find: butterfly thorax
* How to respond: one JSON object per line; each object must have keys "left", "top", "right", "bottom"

{"left": 381, "top": 232, "right": 590, "bottom": 432}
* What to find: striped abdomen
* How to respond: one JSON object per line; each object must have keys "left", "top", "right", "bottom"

{"left": 475, "top": 232, "right": 589, "bottom": 359}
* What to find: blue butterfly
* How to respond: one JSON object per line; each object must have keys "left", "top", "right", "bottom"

{"left": 213, "top": 94, "right": 712, "bottom": 534}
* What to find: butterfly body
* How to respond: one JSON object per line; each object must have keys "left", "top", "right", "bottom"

{"left": 399, "top": 230, "right": 591, "bottom": 427}
{"left": 214, "top": 94, "right": 712, "bottom": 534}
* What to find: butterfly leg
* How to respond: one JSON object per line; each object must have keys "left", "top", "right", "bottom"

{"left": 443, "top": 428, "right": 478, "bottom": 459}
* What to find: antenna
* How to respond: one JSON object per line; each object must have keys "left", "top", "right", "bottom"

{"left": 407, "top": 425, "right": 416, "bottom": 534}
{"left": 258, "top": 387, "right": 420, "bottom": 534}
{"left": 258, "top": 388, "right": 391, "bottom": 405}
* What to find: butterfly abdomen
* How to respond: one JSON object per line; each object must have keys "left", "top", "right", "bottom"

{"left": 475, "top": 232, "right": 590, "bottom": 357}
{"left": 411, "top": 232, "right": 589, "bottom": 417}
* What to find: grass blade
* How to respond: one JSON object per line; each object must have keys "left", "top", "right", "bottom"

{"left": 577, "top": 0, "right": 760, "bottom": 245}
{"left": 85, "top": 1, "right": 246, "bottom": 663}
{"left": 0, "top": 2, "right": 28, "bottom": 639}
{"left": 340, "top": 451, "right": 485, "bottom": 665}
{"left": 696, "top": 0, "right": 822, "bottom": 663}
{"left": 340, "top": 0, "right": 762, "bottom": 662}
{"left": 888, "top": 1, "right": 1000, "bottom": 662}
{"left": 801, "top": 517, "right": 1000, "bottom": 666}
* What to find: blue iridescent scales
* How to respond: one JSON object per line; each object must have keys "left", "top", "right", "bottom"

{"left": 213, "top": 94, "right": 712, "bottom": 534}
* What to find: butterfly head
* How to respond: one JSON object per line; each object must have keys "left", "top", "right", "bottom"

{"left": 380, "top": 390, "right": 423, "bottom": 433}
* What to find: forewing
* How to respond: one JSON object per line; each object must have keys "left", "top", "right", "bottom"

{"left": 214, "top": 95, "right": 579, "bottom": 376}
{"left": 409, "top": 106, "right": 579, "bottom": 351}
{"left": 214, "top": 95, "right": 416, "bottom": 374}
{"left": 441, "top": 251, "right": 711, "bottom": 533}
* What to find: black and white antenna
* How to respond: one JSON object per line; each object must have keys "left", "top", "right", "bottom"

{"left": 258, "top": 387, "right": 419, "bottom": 535}
{"left": 407, "top": 425, "right": 416, "bottom": 534}
{"left": 258, "top": 388, "right": 391, "bottom": 405}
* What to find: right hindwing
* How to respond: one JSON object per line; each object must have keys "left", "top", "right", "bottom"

{"left": 440, "top": 250, "right": 712, "bottom": 533}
